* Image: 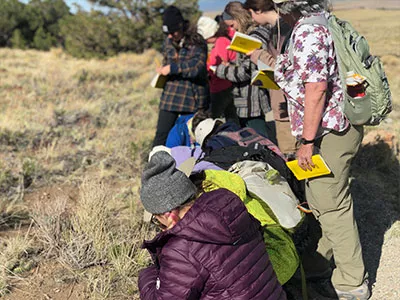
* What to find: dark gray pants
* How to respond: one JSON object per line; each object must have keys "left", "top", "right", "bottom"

{"left": 152, "top": 110, "right": 181, "bottom": 147}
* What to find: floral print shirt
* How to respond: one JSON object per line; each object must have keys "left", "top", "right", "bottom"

{"left": 275, "top": 12, "right": 349, "bottom": 139}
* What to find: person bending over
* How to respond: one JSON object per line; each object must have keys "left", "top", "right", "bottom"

{"left": 138, "top": 151, "right": 286, "bottom": 300}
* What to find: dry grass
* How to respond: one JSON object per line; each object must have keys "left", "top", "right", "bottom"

{"left": 0, "top": 47, "right": 160, "bottom": 193}
{"left": 0, "top": 232, "right": 36, "bottom": 296}
{"left": 0, "top": 201, "right": 29, "bottom": 230}
{"left": 60, "top": 178, "right": 110, "bottom": 269}
{"left": 31, "top": 179, "right": 155, "bottom": 298}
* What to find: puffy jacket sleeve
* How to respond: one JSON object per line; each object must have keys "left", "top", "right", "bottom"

{"left": 138, "top": 265, "right": 159, "bottom": 297}
{"left": 165, "top": 124, "right": 182, "bottom": 148}
{"left": 170, "top": 45, "right": 208, "bottom": 79}
{"left": 139, "top": 247, "right": 206, "bottom": 299}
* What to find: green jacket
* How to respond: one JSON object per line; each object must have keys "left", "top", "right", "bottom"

{"left": 202, "top": 169, "right": 299, "bottom": 284}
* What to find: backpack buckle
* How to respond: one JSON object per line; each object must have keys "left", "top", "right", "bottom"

{"left": 363, "top": 55, "right": 374, "bottom": 69}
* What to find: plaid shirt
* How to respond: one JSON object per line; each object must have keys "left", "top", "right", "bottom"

{"left": 160, "top": 37, "right": 210, "bottom": 113}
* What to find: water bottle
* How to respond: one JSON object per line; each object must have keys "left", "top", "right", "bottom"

{"left": 346, "top": 71, "right": 366, "bottom": 98}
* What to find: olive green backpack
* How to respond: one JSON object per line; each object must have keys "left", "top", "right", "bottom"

{"left": 289, "top": 14, "right": 392, "bottom": 126}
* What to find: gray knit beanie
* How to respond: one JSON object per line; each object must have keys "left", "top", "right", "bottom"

{"left": 140, "top": 151, "right": 197, "bottom": 214}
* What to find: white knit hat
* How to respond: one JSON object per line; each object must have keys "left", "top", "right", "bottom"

{"left": 197, "top": 16, "right": 219, "bottom": 40}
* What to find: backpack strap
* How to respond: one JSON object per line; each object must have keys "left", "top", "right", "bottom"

{"left": 288, "top": 15, "right": 328, "bottom": 64}
{"left": 218, "top": 128, "right": 261, "bottom": 146}
{"left": 287, "top": 14, "right": 346, "bottom": 111}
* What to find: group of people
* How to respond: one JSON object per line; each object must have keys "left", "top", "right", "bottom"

{"left": 140, "top": 1, "right": 370, "bottom": 299}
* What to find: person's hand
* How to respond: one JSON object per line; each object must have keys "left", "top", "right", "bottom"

{"left": 220, "top": 60, "right": 230, "bottom": 66}
{"left": 296, "top": 144, "right": 315, "bottom": 171}
{"left": 157, "top": 65, "right": 171, "bottom": 76}
{"left": 268, "top": 44, "right": 280, "bottom": 59}
{"left": 246, "top": 49, "right": 262, "bottom": 65}
{"left": 246, "top": 50, "right": 255, "bottom": 56}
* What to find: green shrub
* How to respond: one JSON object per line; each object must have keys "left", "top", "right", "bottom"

{"left": 33, "top": 26, "right": 53, "bottom": 51}
{"left": 10, "top": 29, "right": 27, "bottom": 49}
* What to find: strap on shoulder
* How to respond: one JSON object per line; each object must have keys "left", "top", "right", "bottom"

{"left": 298, "top": 15, "right": 328, "bottom": 27}
{"left": 287, "top": 15, "right": 329, "bottom": 63}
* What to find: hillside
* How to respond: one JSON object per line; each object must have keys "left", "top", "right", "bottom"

{"left": 0, "top": 8, "right": 399, "bottom": 300}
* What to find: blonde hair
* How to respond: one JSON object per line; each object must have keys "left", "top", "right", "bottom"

{"left": 224, "top": 1, "right": 253, "bottom": 33}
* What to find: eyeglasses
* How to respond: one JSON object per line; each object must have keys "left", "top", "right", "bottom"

{"left": 151, "top": 214, "right": 166, "bottom": 229}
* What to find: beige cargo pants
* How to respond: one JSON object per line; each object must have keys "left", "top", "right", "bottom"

{"left": 305, "top": 124, "right": 366, "bottom": 291}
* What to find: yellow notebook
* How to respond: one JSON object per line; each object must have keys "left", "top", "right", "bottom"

{"left": 286, "top": 154, "right": 331, "bottom": 180}
{"left": 150, "top": 73, "right": 167, "bottom": 89}
{"left": 226, "top": 31, "right": 262, "bottom": 54}
{"left": 251, "top": 70, "right": 280, "bottom": 90}
{"left": 251, "top": 60, "right": 280, "bottom": 90}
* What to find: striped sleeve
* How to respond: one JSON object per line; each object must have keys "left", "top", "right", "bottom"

{"left": 215, "top": 55, "right": 252, "bottom": 83}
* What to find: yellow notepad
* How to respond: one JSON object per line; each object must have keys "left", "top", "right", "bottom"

{"left": 286, "top": 154, "right": 331, "bottom": 180}
{"left": 226, "top": 31, "right": 262, "bottom": 54}
{"left": 150, "top": 73, "right": 167, "bottom": 89}
{"left": 251, "top": 70, "right": 280, "bottom": 90}
{"left": 251, "top": 60, "right": 280, "bottom": 90}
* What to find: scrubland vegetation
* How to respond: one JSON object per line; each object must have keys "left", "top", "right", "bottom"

{"left": 0, "top": 47, "right": 161, "bottom": 299}
{"left": 0, "top": 8, "right": 398, "bottom": 300}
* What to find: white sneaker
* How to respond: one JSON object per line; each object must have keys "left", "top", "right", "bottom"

{"left": 335, "top": 280, "right": 371, "bottom": 300}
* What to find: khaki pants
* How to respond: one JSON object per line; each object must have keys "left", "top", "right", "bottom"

{"left": 305, "top": 124, "right": 366, "bottom": 291}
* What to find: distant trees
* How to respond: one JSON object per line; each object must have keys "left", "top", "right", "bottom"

{"left": 0, "top": 0, "right": 69, "bottom": 49}
{"left": 0, "top": 0, "right": 201, "bottom": 58}
{"left": 0, "top": 0, "right": 26, "bottom": 47}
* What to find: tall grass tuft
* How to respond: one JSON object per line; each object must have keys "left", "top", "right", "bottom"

{"left": 59, "top": 178, "right": 110, "bottom": 269}
{"left": 0, "top": 233, "right": 35, "bottom": 295}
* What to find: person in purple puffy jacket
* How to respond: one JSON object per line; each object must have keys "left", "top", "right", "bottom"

{"left": 138, "top": 151, "right": 286, "bottom": 300}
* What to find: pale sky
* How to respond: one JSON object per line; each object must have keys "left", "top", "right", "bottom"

{"left": 65, "top": 0, "right": 230, "bottom": 12}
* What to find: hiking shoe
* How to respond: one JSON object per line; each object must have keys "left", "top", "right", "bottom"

{"left": 335, "top": 280, "right": 371, "bottom": 300}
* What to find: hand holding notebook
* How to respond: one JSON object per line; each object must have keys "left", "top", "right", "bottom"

{"left": 251, "top": 60, "right": 280, "bottom": 90}
{"left": 151, "top": 58, "right": 168, "bottom": 89}
{"left": 226, "top": 31, "right": 262, "bottom": 54}
{"left": 286, "top": 154, "right": 331, "bottom": 180}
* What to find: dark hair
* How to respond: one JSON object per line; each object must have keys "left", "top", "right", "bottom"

{"left": 191, "top": 110, "right": 212, "bottom": 134}
{"left": 243, "top": 0, "right": 275, "bottom": 12}
{"left": 214, "top": 14, "right": 223, "bottom": 23}
{"left": 214, "top": 21, "right": 231, "bottom": 39}
{"left": 183, "top": 21, "right": 207, "bottom": 48}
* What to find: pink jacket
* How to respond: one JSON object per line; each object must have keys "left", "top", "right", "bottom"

{"left": 207, "top": 29, "right": 237, "bottom": 93}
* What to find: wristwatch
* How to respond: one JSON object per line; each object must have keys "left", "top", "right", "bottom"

{"left": 299, "top": 137, "right": 315, "bottom": 145}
